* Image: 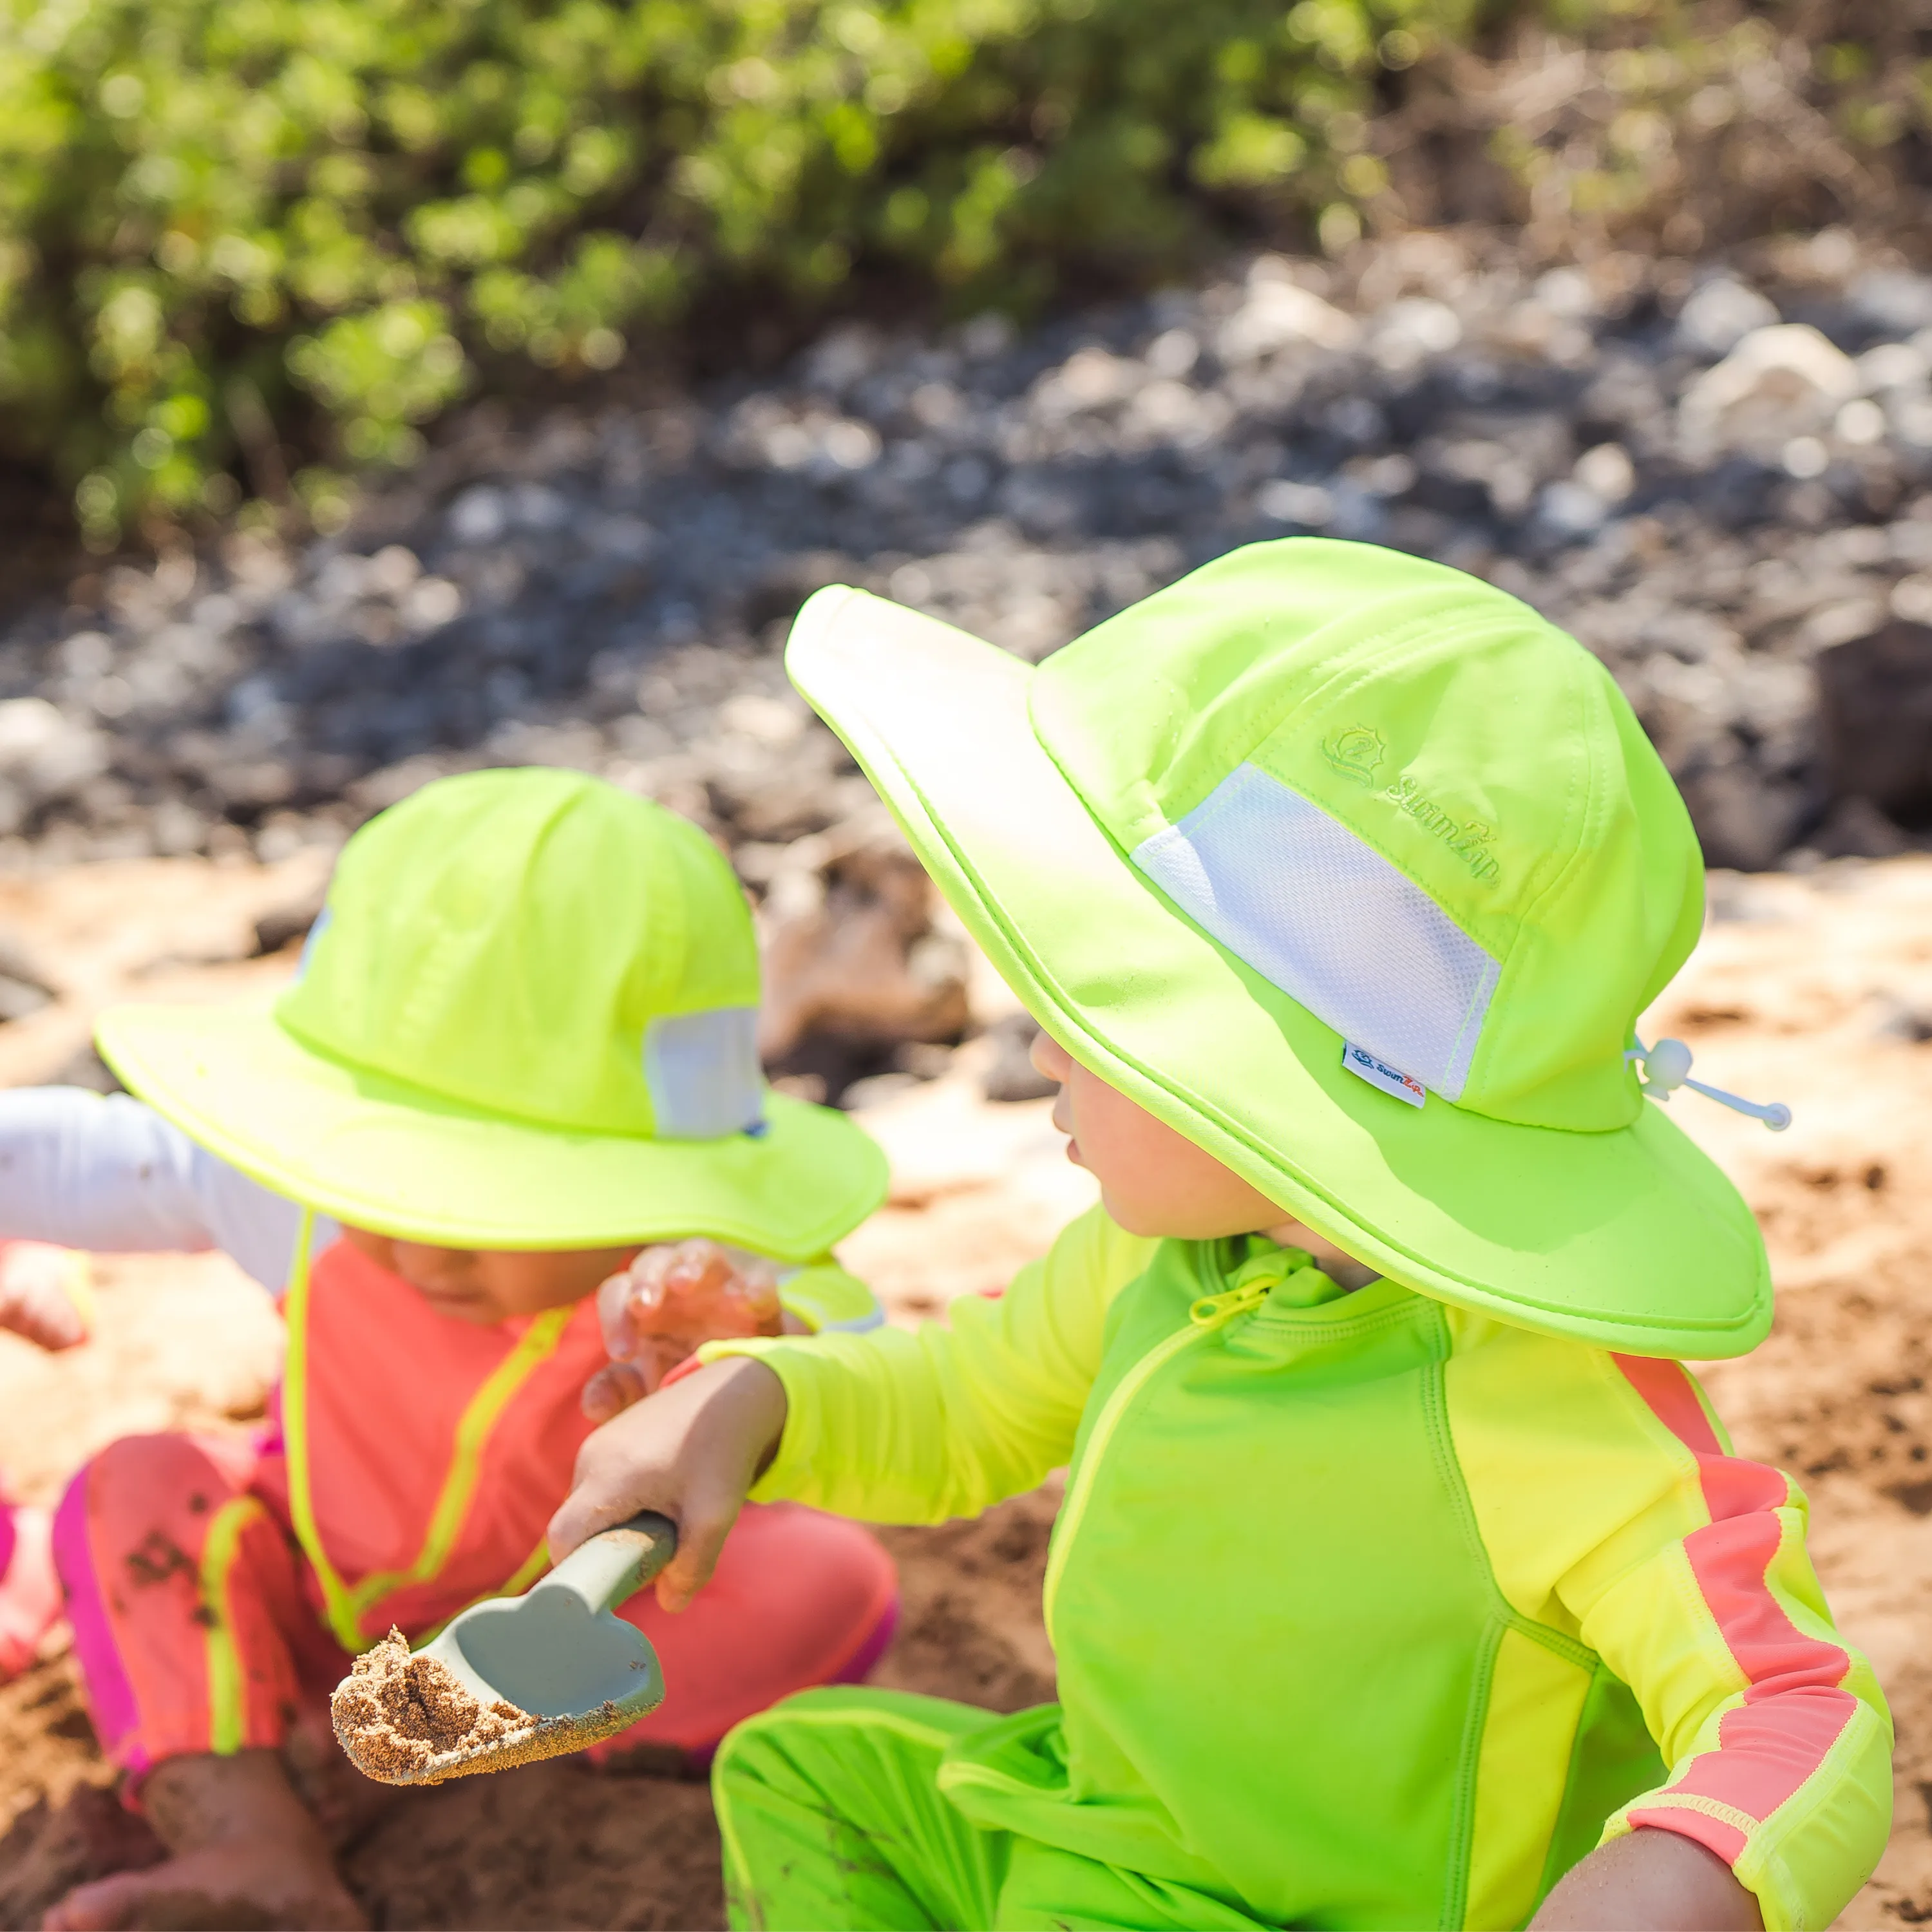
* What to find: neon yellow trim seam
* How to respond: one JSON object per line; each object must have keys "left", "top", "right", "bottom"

{"left": 200, "top": 1495, "right": 270, "bottom": 1756}
{"left": 281, "top": 1210, "right": 576, "bottom": 1649}
{"left": 342, "top": 1305, "right": 574, "bottom": 1627}
{"left": 280, "top": 1209, "right": 361, "bottom": 1646}
{"left": 1041, "top": 1320, "right": 1212, "bottom": 1638}
{"left": 1632, "top": 1790, "right": 1762, "bottom": 1839}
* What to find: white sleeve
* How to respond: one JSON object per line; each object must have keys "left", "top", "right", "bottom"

{"left": 0, "top": 1087, "right": 333, "bottom": 1295}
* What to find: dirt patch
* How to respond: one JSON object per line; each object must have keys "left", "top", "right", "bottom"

{"left": 334, "top": 1756, "right": 726, "bottom": 1932}
{"left": 0, "top": 1647, "right": 164, "bottom": 1928}
{"left": 0, "top": 1495, "right": 1060, "bottom": 1929}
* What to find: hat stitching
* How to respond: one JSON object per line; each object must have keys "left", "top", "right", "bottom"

{"left": 1236, "top": 605, "right": 1528, "bottom": 931}
{"left": 1461, "top": 649, "right": 1609, "bottom": 1110}
{"left": 1052, "top": 594, "right": 1502, "bottom": 844}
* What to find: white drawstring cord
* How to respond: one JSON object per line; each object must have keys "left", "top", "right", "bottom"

{"left": 1627, "top": 1038, "right": 1791, "bottom": 1132}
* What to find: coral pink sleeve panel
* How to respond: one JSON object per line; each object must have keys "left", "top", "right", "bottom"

{"left": 1596, "top": 1354, "right": 1889, "bottom": 1927}
{"left": 1443, "top": 1315, "right": 1890, "bottom": 1932}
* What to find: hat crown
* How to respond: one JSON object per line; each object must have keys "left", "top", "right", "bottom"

{"left": 277, "top": 768, "right": 764, "bottom": 1139}
{"left": 1030, "top": 540, "right": 1702, "bottom": 1130}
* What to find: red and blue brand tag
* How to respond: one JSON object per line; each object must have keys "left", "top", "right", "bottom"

{"left": 1343, "top": 1043, "right": 1426, "bottom": 1108}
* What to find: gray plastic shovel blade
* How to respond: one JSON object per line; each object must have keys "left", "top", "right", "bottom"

{"left": 422, "top": 1511, "right": 676, "bottom": 1724}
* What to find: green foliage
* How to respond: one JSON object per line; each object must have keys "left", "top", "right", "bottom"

{"left": 1474, "top": 0, "right": 1932, "bottom": 261}
{"left": 0, "top": 0, "right": 1467, "bottom": 543}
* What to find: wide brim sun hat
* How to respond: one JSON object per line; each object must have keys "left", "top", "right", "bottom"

{"left": 96, "top": 768, "right": 887, "bottom": 1260}
{"left": 788, "top": 538, "right": 1772, "bottom": 1357}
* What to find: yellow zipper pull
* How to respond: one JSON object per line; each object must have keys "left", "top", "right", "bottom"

{"left": 1189, "top": 1278, "right": 1276, "bottom": 1327}
{"left": 1189, "top": 1244, "right": 1324, "bottom": 1327}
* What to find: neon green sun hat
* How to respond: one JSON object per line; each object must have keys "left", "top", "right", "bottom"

{"left": 788, "top": 537, "right": 1772, "bottom": 1356}
{"left": 95, "top": 768, "right": 887, "bottom": 1258}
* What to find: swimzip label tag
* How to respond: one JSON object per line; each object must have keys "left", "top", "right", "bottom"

{"left": 1343, "top": 1043, "right": 1426, "bottom": 1109}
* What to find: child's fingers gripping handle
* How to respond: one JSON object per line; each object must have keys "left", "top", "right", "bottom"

{"left": 547, "top": 1481, "right": 734, "bottom": 1616}
{"left": 541, "top": 1512, "right": 678, "bottom": 1614}
{"left": 549, "top": 1356, "right": 788, "bottom": 1611}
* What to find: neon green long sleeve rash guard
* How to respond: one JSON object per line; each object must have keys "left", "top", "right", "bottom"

{"left": 704, "top": 1208, "right": 1891, "bottom": 1931}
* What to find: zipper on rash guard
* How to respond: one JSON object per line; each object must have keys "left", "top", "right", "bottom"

{"left": 1041, "top": 1272, "right": 1279, "bottom": 1639}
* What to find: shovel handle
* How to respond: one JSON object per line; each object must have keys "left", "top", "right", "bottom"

{"left": 540, "top": 1511, "right": 679, "bottom": 1614}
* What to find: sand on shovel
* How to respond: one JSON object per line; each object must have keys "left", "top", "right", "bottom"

{"left": 331, "top": 1627, "right": 627, "bottom": 1786}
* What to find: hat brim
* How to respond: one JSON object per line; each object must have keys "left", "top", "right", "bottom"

{"left": 788, "top": 586, "right": 1771, "bottom": 1358}
{"left": 95, "top": 1003, "right": 888, "bottom": 1261}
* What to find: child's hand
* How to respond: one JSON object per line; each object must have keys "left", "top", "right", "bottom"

{"left": 550, "top": 1356, "right": 788, "bottom": 1612}
{"left": 0, "top": 1242, "right": 90, "bottom": 1352}
{"left": 580, "top": 1239, "right": 783, "bottom": 1423}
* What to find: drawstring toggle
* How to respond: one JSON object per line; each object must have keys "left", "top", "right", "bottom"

{"left": 1627, "top": 1037, "right": 1790, "bottom": 1132}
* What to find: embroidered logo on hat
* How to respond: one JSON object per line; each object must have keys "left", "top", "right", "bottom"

{"left": 1323, "top": 724, "right": 1386, "bottom": 787}
{"left": 1383, "top": 775, "right": 1502, "bottom": 884}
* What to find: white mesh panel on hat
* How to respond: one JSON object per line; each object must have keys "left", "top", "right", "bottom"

{"left": 643, "top": 1005, "right": 766, "bottom": 1139}
{"left": 1131, "top": 764, "right": 1499, "bottom": 1101}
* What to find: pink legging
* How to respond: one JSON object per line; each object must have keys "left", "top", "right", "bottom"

{"left": 55, "top": 1430, "right": 898, "bottom": 1782}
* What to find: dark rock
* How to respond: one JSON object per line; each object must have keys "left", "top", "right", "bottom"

{"left": 252, "top": 879, "right": 330, "bottom": 956}
{"left": 1816, "top": 621, "right": 1932, "bottom": 828}
{"left": 1810, "top": 795, "right": 1916, "bottom": 860}
{"left": 1696, "top": 456, "right": 1783, "bottom": 530}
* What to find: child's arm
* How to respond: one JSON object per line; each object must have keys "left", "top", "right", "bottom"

{"left": 551, "top": 1204, "right": 1153, "bottom": 1606}
{"left": 0, "top": 1086, "right": 307, "bottom": 1293}
{"left": 1461, "top": 1337, "right": 1886, "bottom": 1932}
{"left": 551, "top": 1354, "right": 790, "bottom": 1610}
{"left": 1569, "top": 1399, "right": 1886, "bottom": 1924}
{"left": 1531, "top": 1826, "right": 1761, "bottom": 1928}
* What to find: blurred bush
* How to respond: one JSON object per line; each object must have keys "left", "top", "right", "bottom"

{"left": 0, "top": 0, "right": 1467, "bottom": 544}
{"left": 1423, "top": 0, "right": 1932, "bottom": 263}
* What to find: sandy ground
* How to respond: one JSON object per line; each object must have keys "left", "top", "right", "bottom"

{"left": 0, "top": 853, "right": 1930, "bottom": 1926}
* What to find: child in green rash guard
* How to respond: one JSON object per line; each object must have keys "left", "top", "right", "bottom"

{"left": 551, "top": 540, "right": 1892, "bottom": 1932}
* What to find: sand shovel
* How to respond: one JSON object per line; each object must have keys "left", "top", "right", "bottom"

{"left": 333, "top": 1511, "right": 678, "bottom": 1785}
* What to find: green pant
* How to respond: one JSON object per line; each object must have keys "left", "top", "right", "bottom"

{"left": 711, "top": 1688, "right": 1270, "bottom": 1931}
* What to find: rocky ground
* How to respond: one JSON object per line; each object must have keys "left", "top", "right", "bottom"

{"left": 0, "top": 851, "right": 1929, "bottom": 1926}
{"left": 5, "top": 229, "right": 1932, "bottom": 918}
